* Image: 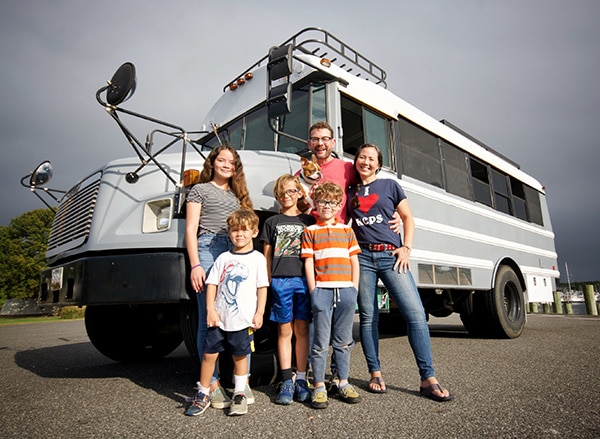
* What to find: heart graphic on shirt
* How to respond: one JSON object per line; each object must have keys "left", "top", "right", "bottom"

{"left": 358, "top": 193, "right": 379, "bottom": 213}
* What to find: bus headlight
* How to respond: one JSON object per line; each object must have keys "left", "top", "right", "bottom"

{"left": 142, "top": 198, "right": 172, "bottom": 233}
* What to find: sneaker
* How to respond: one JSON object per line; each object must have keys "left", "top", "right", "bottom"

{"left": 244, "top": 383, "right": 255, "bottom": 405}
{"left": 326, "top": 375, "right": 339, "bottom": 395}
{"left": 228, "top": 392, "right": 248, "bottom": 416}
{"left": 338, "top": 383, "right": 361, "bottom": 404}
{"left": 311, "top": 386, "right": 328, "bottom": 409}
{"left": 294, "top": 379, "right": 311, "bottom": 402}
{"left": 185, "top": 391, "right": 210, "bottom": 416}
{"left": 276, "top": 380, "right": 294, "bottom": 405}
{"left": 210, "top": 386, "right": 231, "bottom": 409}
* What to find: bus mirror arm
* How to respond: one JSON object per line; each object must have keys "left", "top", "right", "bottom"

{"left": 95, "top": 63, "right": 208, "bottom": 187}
{"left": 267, "top": 117, "right": 308, "bottom": 151}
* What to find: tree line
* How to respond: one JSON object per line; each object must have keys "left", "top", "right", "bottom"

{"left": 0, "top": 209, "right": 54, "bottom": 309}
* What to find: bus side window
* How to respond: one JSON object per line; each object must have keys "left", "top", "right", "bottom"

{"left": 470, "top": 158, "right": 492, "bottom": 206}
{"left": 340, "top": 94, "right": 393, "bottom": 169}
{"left": 398, "top": 117, "right": 443, "bottom": 188}
{"left": 441, "top": 141, "right": 470, "bottom": 199}
{"left": 524, "top": 185, "right": 544, "bottom": 226}
{"left": 492, "top": 169, "right": 511, "bottom": 215}
{"left": 510, "top": 177, "right": 528, "bottom": 221}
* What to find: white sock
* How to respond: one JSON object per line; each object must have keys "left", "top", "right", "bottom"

{"left": 296, "top": 371, "right": 306, "bottom": 381}
{"left": 197, "top": 383, "right": 210, "bottom": 395}
{"left": 234, "top": 374, "right": 248, "bottom": 394}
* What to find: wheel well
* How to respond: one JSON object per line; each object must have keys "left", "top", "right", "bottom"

{"left": 493, "top": 258, "right": 526, "bottom": 293}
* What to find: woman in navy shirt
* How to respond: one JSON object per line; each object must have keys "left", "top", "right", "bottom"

{"left": 348, "top": 143, "right": 453, "bottom": 402}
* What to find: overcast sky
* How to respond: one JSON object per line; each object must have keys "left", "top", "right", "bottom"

{"left": 1, "top": 1, "right": 598, "bottom": 282}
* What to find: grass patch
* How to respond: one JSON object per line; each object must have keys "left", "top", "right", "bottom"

{"left": 0, "top": 306, "right": 85, "bottom": 325}
{"left": 0, "top": 315, "right": 64, "bottom": 325}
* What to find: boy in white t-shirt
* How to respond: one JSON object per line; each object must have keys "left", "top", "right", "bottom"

{"left": 185, "top": 210, "right": 268, "bottom": 417}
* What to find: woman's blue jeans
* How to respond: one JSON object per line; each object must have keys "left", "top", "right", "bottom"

{"left": 196, "top": 233, "right": 233, "bottom": 381}
{"left": 357, "top": 248, "right": 435, "bottom": 381}
{"left": 310, "top": 286, "right": 357, "bottom": 385}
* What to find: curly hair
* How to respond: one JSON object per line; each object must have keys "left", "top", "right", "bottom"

{"left": 198, "top": 145, "right": 253, "bottom": 210}
{"left": 313, "top": 181, "right": 343, "bottom": 203}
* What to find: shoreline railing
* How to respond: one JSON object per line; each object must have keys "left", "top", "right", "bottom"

{"left": 528, "top": 284, "right": 599, "bottom": 316}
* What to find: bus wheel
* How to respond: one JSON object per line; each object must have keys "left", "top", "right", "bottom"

{"left": 459, "top": 292, "right": 487, "bottom": 337}
{"left": 486, "top": 266, "right": 525, "bottom": 338}
{"left": 85, "top": 304, "right": 183, "bottom": 362}
{"left": 180, "top": 300, "right": 199, "bottom": 360}
{"left": 462, "top": 266, "right": 525, "bottom": 338}
{"left": 378, "top": 309, "right": 408, "bottom": 336}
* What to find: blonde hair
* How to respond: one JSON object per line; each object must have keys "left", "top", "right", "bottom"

{"left": 273, "top": 174, "right": 306, "bottom": 199}
{"left": 227, "top": 209, "right": 259, "bottom": 231}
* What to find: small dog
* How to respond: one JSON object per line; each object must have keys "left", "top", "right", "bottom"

{"left": 297, "top": 154, "right": 322, "bottom": 213}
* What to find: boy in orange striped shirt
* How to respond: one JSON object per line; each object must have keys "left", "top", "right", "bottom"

{"left": 301, "top": 182, "right": 361, "bottom": 409}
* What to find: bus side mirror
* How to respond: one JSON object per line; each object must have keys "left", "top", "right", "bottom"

{"left": 20, "top": 161, "right": 66, "bottom": 211}
{"left": 267, "top": 45, "right": 293, "bottom": 118}
{"left": 106, "top": 62, "right": 137, "bottom": 106}
{"left": 30, "top": 161, "right": 53, "bottom": 186}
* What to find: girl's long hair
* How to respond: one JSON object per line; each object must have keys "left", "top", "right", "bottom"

{"left": 198, "top": 145, "right": 253, "bottom": 210}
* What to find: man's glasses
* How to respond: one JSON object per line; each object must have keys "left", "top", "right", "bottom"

{"left": 309, "top": 136, "right": 333, "bottom": 144}
{"left": 315, "top": 199, "right": 341, "bottom": 208}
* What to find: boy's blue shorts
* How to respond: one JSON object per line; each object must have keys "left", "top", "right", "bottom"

{"left": 204, "top": 327, "right": 254, "bottom": 357}
{"left": 270, "top": 276, "right": 311, "bottom": 323}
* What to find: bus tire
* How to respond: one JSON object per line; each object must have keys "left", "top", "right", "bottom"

{"left": 180, "top": 300, "right": 199, "bottom": 360}
{"left": 485, "top": 266, "right": 525, "bottom": 338}
{"left": 216, "top": 320, "right": 279, "bottom": 388}
{"left": 459, "top": 292, "right": 487, "bottom": 337}
{"left": 85, "top": 304, "right": 183, "bottom": 362}
{"left": 463, "top": 266, "right": 525, "bottom": 339}
{"left": 218, "top": 349, "right": 278, "bottom": 388}
{"left": 378, "top": 309, "right": 408, "bottom": 336}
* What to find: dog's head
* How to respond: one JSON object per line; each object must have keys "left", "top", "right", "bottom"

{"left": 300, "top": 154, "right": 322, "bottom": 182}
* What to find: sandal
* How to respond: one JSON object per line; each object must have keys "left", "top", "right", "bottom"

{"left": 368, "top": 376, "right": 388, "bottom": 394}
{"left": 419, "top": 383, "right": 454, "bottom": 402}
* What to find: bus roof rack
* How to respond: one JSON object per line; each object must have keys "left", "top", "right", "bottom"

{"left": 223, "top": 27, "right": 387, "bottom": 91}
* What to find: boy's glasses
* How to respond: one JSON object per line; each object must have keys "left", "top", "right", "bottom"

{"left": 282, "top": 189, "right": 301, "bottom": 197}
{"left": 315, "top": 199, "right": 341, "bottom": 208}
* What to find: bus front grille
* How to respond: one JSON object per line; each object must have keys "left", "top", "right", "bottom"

{"left": 47, "top": 173, "right": 101, "bottom": 251}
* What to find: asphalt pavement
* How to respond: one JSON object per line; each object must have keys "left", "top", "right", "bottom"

{"left": 1, "top": 313, "right": 599, "bottom": 438}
